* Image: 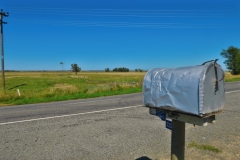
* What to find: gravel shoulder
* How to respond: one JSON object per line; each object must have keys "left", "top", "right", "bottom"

{"left": 185, "top": 91, "right": 240, "bottom": 160}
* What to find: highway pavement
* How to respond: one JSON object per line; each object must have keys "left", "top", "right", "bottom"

{"left": 0, "top": 81, "right": 240, "bottom": 159}
{"left": 1, "top": 81, "right": 240, "bottom": 124}
{"left": 224, "top": 81, "right": 240, "bottom": 92}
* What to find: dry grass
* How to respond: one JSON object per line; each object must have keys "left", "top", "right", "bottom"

{"left": 224, "top": 72, "right": 240, "bottom": 82}
{"left": 50, "top": 84, "right": 78, "bottom": 93}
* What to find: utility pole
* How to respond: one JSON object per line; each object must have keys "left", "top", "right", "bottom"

{"left": 0, "top": 9, "right": 9, "bottom": 90}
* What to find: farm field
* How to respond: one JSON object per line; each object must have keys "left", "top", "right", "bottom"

{"left": 0, "top": 71, "right": 239, "bottom": 106}
{"left": 224, "top": 72, "right": 240, "bottom": 82}
{"left": 0, "top": 72, "right": 145, "bottom": 106}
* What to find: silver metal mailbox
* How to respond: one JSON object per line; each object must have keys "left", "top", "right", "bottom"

{"left": 143, "top": 60, "right": 225, "bottom": 117}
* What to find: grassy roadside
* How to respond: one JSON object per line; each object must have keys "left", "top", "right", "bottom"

{"left": 0, "top": 72, "right": 145, "bottom": 106}
{"left": 0, "top": 71, "right": 239, "bottom": 106}
{"left": 224, "top": 72, "right": 240, "bottom": 82}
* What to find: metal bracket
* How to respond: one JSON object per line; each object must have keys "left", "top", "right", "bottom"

{"left": 149, "top": 108, "right": 216, "bottom": 126}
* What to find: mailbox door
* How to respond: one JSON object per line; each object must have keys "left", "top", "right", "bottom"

{"left": 200, "top": 63, "right": 225, "bottom": 115}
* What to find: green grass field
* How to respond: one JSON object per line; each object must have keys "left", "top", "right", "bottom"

{"left": 0, "top": 72, "right": 145, "bottom": 106}
{"left": 0, "top": 71, "right": 239, "bottom": 106}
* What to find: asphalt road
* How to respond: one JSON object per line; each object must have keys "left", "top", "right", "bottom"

{"left": 1, "top": 81, "right": 240, "bottom": 124}
{"left": 0, "top": 81, "right": 240, "bottom": 160}
{"left": 224, "top": 81, "right": 240, "bottom": 92}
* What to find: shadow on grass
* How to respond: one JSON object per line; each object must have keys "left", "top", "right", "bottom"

{"left": 8, "top": 84, "right": 26, "bottom": 90}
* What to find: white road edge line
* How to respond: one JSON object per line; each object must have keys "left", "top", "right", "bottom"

{"left": 226, "top": 90, "right": 240, "bottom": 94}
{"left": 0, "top": 105, "right": 142, "bottom": 126}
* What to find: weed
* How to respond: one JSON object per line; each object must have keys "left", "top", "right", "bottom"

{"left": 187, "top": 141, "right": 221, "bottom": 153}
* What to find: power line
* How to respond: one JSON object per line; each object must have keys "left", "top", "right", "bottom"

{"left": 9, "top": 12, "right": 233, "bottom": 18}
{"left": 7, "top": 7, "right": 235, "bottom": 18}
{"left": 5, "top": 7, "right": 236, "bottom": 29}
{"left": 7, "top": 7, "right": 234, "bottom": 13}
{"left": 3, "top": 7, "right": 238, "bottom": 30}
{"left": 8, "top": 19, "right": 240, "bottom": 29}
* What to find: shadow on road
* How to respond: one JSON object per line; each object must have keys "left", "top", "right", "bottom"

{"left": 135, "top": 156, "right": 152, "bottom": 160}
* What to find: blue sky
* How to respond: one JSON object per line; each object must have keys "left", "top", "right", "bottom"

{"left": 1, "top": 0, "right": 240, "bottom": 71}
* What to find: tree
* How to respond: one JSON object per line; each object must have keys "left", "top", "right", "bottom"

{"left": 220, "top": 46, "right": 240, "bottom": 75}
{"left": 112, "top": 67, "right": 129, "bottom": 72}
{"left": 71, "top": 64, "right": 81, "bottom": 74}
{"left": 113, "top": 68, "right": 118, "bottom": 72}
{"left": 135, "top": 68, "right": 143, "bottom": 72}
{"left": 105, "top": 68, "right": 110, "bottom": 72}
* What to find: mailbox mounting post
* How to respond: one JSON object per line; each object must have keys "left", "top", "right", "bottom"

{"left": 171, "top": 120, "right": 185, "bottom": 160}
{"left": 149, "top": 107, "right": 216, "bottom": 160}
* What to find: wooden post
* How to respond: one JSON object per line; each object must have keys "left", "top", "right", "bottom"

{"left": 171, "top": 119, "right": 185, "bottom": 160}
{"left": 0, "top": 13, "right": 5, "bottom": 90}
{"left": 0, "top": 10, "right": 9, "bottom": 90}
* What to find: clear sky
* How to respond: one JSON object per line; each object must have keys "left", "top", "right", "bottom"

{"left": 1, "top": 0, "right": 240, "bottom": 71}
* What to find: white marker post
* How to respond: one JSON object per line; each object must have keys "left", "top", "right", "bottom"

{"left": 17, "top": 89, "right": 21, "bottom": 96}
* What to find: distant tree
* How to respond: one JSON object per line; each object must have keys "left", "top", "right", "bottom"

{"left": 71, "top": 64, "right": 81, "bottom": 74}
{"left": 113, "top": 68, "right": 118, "bottom": 72}
{"left": 220, "top": 46, "right": 240, "bottom": 75}
{"left": 112, "top": 67, "right": 129, "bottom": 72}
{"left": 105, "top": 68, "right": 110, "bottom": 72}
{"left": 135, "top": 68, "right": 143, "bottom": 72}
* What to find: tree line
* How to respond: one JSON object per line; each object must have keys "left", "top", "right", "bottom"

{"left": 112, "top": 67, "right": 129, "bottom": 72}
{"left": 105, "top": 67, "right": 130, "bottom": 72}
{"left": 105, "top": 67, "right": 144, "bottom": 72}
{"left": 69, "top": 64, "right": 142, "bottom": 73}
{"left": 69, "top": 45, "right": 240, "bottom": 76}
{"left": 220, "top": 46, "right": 240, "bottom": 75}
